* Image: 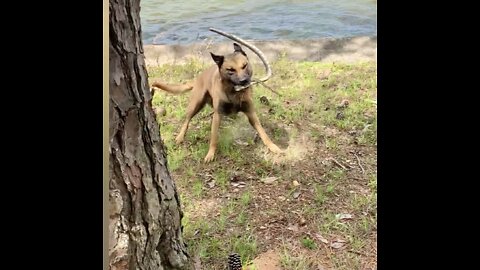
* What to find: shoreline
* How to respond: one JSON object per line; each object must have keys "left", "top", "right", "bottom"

{"left": 143, "top": 36, "right": 377, "bottom": 66}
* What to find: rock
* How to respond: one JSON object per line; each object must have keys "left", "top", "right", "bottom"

{"left": 261, "top": 176, "right": 278, "bottom": 184}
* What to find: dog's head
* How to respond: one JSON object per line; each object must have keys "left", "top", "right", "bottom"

{"left": 210, "top": 43, "right": 253, "bottom": 87}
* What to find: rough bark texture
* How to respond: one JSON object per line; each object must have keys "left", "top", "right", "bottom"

{"left": 109, "top": 0, "right": 191, "bottom": 269}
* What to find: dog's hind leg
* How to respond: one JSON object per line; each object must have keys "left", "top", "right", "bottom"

{"left": 175, "top": 93, "right": 207, "bottom": 144}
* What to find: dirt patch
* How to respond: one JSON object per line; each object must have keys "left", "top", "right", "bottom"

{"left": 184, "top": 197, "right": 222, "bottom": 220}
{"left": 258, "top": 130, "right": 316, "bottom": 164}
{"left": 245, "top": 249, "right": 282, "bottom": 270}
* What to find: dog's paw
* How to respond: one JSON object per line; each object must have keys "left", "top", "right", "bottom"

{"left": 175, "top": 134, "right": 184, "bottom": 145}
{"left": 204, "top": 151, "right": 216, "bottom": 163}
{"left": 268, "top": 144, "right": 284, "bottom": 154}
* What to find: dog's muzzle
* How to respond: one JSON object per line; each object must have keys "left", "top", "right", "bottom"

{"left": 232, "top": 78, "right": 252, "bottom": 91}
{"left": 239, "top": 79, "right": 250, "bottom": 86}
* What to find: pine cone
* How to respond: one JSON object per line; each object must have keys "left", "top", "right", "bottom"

{"left": 227, "top": 253, "right": 242, "bottom": 270}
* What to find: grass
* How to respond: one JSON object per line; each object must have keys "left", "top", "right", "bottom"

{"left": 181, "top": 191, "right": 258, "bottom": 268}
{"left": 215, "top": 169, "right": 229, "bottom": 190}
{"left": 301, "top": 237, "right": 317, "bottom": 250}
{"left": 280, "top": 248, "right": 311, "bottom": 269}
{"left": 148, "top": 55, "right": 377, "bottom": 269}
{"left": 240, "top": 191, "right": 252, "bottom": 206}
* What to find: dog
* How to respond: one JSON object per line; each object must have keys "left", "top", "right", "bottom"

{"left": 151, "top": 43, "right": 283, "bottom": 163}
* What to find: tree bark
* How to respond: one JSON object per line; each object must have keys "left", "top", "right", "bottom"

{"left": 108, "top": 0, "right": 191, "bottom": 269}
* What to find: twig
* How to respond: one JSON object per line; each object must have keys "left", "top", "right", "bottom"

{"left": 199, "top": 112, "right": 214, "bottom": 120}
{"left": 354, "top": 153, "right": 365, "bottom": 174}
{"left": 330, "top": 157, "right": 347, "bottom": 170}
{"left": 258, "top": 81, "right": 282, "bottom": 96}
{"left": 348, "top": 249, "right": 368, "bottom": 257}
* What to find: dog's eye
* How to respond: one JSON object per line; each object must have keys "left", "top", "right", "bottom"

{"left": 226, "top": 68, "right": 235, "bottom": 73}
{"left": 242, "top": 64, "right": 247, "bottom": 69}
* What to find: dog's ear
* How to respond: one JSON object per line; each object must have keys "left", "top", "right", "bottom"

{"left": 233, "top": 43, "right": 246, "bottom": 56}
{"left": 210, "top": 52, "right": 224, "bottom": 67}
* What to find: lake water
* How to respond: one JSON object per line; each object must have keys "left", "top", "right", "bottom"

{"left": 140, "top": 0, "right": 377, "bottom": 45}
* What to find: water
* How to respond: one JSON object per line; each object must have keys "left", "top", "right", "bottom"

{"left": 140, "top": 0, "right": 376, "bottom": 45}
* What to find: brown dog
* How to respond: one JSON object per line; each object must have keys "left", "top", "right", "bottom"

{"left": 151, "top": 43, "right": 282, "bottom": 162}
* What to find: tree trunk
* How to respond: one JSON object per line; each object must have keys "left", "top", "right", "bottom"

{"left": 108, "top": 0, "right": 191, "bottom": 269}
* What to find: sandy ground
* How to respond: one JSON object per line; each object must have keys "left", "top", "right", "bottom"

{"left": 143, "top": 36, "right": 377, "bottom": 66}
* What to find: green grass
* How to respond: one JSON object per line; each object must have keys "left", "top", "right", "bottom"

{"left": 280, "top": 246, "right": 312, "bottom": 270}
{"left": 192, "top": 179, "right": 203, "bottom": 198}
{"left": 181, "top": 196, "right": 258, "bottom": 268}
{"left": 314, "top": 184, "right": 326, "bottom": 205}
{"left": 217, "top": 127, "right": 235, "bottom": 155}
{"left": 215, "top": 169, "right": 229, "bottom": 190}
{"left": 148, "top": 56, "right": 377, "bottom": 269}
{"left": 240, "top": 191, "right": 252, "bottom": 207}
{"left": 167, "top": 147, "right": 187, "bottom": 172}
{"left": 301, "top": 237, "right": 317, "bottom": 250}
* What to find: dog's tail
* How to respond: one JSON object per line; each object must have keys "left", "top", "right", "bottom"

{"left": 151, "top": 81, "right": 194, "bottom": 95}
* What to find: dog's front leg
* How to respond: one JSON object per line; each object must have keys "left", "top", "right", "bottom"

{"left": 204, "top": 112, "right": 221, "bottom": 163}
{"left": 245, "top": 110, "right": 283, "bottom": 154}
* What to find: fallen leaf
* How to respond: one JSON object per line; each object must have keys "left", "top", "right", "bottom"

{"left": 299, "top": 218, "right": 307, "bottom": 226}
{"left": 292, "top": 191, "right": 301, "bottom": 199}
{"left": 330, "top": 239, "right": 346, "bottom": 249}
{"left": 207, "top": 181, "right": 215, "bottom": 188}
{"left": 235, "top": 139, "right": 249, "bottom": 146}
{"left": 261, "top": 176, "right": 278, "bottom": 184}
{"left": 330, "top": 242, "right": 345, "bottom": 249}
{"left": 335, "top": 213, "right": 353, "bottom": 221}
{"left": 314, "top": 233, "right": 329, "bottom": 244}
{"left": 287, "top": 224, "right": 299, "bottom": 232}
{"left": 292, "top": 180, "right": 300, "bottom": 187}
